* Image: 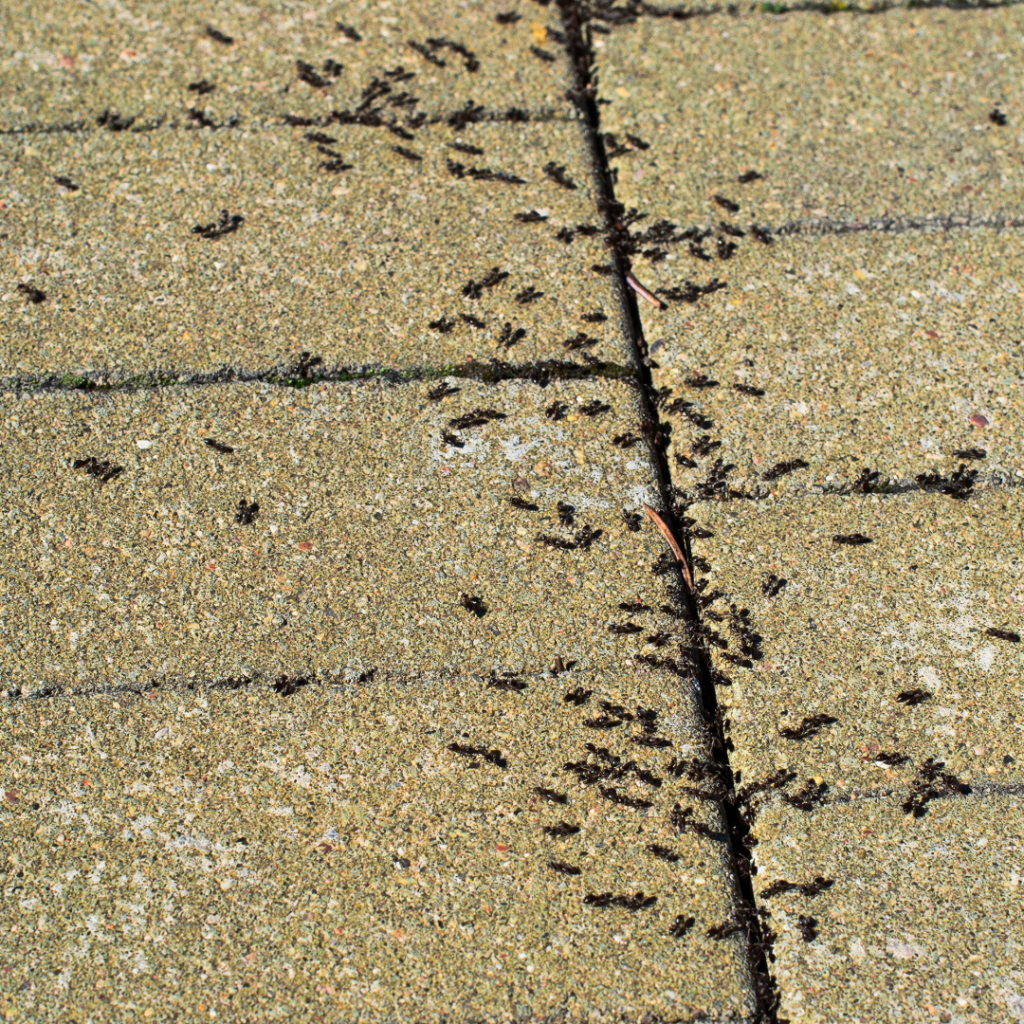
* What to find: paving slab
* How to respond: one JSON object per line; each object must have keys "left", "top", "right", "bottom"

{"left": 688, "top": 491, "right": 1024, "bottom": 793}
{"left": 0, "top": 121, "right": 631, "bottom": 379}
{"left": 0, "top": 679, "right": 752, "bottom": 1023}
{"left": 0, "top": 377, "right": 692, "bottom": 692}
{"left": 643, "top": 227, "right": 1024, "bottom": 496}
{"left": 750, "top": 793, "right": 1024, "bottom": 1024}
{"left": 590, "top": 6, "right": 1024, "bottom": 456}
{"left": 594, "top": 6, "right": 1024, "bottom": 227}
{"left": 0, "top": 0, "right": 576, "bottom": 131}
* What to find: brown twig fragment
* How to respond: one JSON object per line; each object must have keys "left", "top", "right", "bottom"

{"left": 625, "top": 273, "right": 666, "bottom": 310}
{"left": 644, "top": 504, "right": 693, "bottom": 590}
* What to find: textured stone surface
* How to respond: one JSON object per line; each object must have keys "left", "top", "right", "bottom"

{"left": 751, "top": 794, "right": 1024, "bottom": 1024}
{"left": 0, "top": 0, "right": 576, "bottom": 130}
{"left": 690, "top": 492, "right": 1024, "bottom": 791}
{"left": 595, "top": 6, "right": 1024, "bottom": 227}
{"left": 646, "top": 228, "right": 1024, "bottom": 497}
{"left": 0, "top": 680, "right": 752, "bottom": 1023}
{"left": 0, "top": 122, "right": 629, "bottom": 378}
{"left": 0, "top": 378, "right": 684, "bottom": 691}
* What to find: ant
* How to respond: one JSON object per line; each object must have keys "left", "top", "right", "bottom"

{"left": 611, "top": 433, "right": 640, "bottom": 448}
{"left": 584, "top": 893, "right": 656, "bottom": 910}
{"left": 448, "top": 743, "right": 506, "bottom": 768}
{"left": 762, "top": 459, "right": 808, "bottom": 481}
{"left": 236, "top": 499, "right": 259, "bottom": 525}
{"left": 544, "top": 162, "right": 577, "bottom": 189}
{"left": 903, "top": 758, "right": 969, "bottom": 817}
{"left": 487, "top": 671, "right": 526, "bottom": 693}
{"left": 534, "top": 787, "right": 567, "bottom": 804}
{"left": 761, "top": 877, "right": 833, "bottom": 899}
{"left": 497, "top": 323, "right": 526, "bottom": 348}
{"left": 646, "top": 844, "right": 679, "bottom": 862}
{"left": 783, "top": 779, "right": 828, "bottom": 811}
{"left": 462, "top": 268, "right": 509, "bottom": 299}
{"left": 427, "top": 382, "right": 459, "bottom": 401}
{"left": 459, "top": 593, "right": 487, "bottom": 617}
{"left": 548, "top": 860, "right": 581, "bottom": 875}
{"left": 273, "top": 674, "right": 309, "bottom": 697}
{"left": 986, "top": 627, "right": 1020, "bottom": 643}
{"left": 563, "top": 687, "right": 592, "bottom": 705}
{"left": 449, "top": 408, "right": 506, "bottom": 430}
{"left": 896, "top": 688, "right": 931, "bottom": 706}
{"left": 192, "top": 210, "right": 243, "bottom": 240}
{"left": 72, "top": 457, "right": 123, "bottom": 484}
{"left": 296, "top": 61, "right": 333, "bottom": 89}
{"left": 17, "top": 284, "right": 45, "bottom": 304}
{"left": 509, "top": 495, "right": 539, "bottom": 511}
{"left": 564, "top": 332, "right": 598, "bottom": 351}
{"left": 543, "top": 821, "right": 580, "bottom": 836}
{"left": 778, "top": 714, "right": 837, "bottom": 741}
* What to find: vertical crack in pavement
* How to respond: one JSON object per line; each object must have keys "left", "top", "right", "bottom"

{"left": 556, "top": 3, "right": 783, "bottom": 1019}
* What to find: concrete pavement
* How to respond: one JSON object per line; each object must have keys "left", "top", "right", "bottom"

{"left": 2, "top": 1, "right": 1023, "bottom": 1022}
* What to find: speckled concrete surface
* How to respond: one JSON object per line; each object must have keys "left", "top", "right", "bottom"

{"left": 0, "top": 378, "right": 686, "bottom": 691}
{"left": 0, "top": 680, "right": 752, "bottom": 1023}
{"left": 645, "top": 228, "right": 1024, "bottom": 496}
{"left": 689, "top": 492, "right": 1024, "bottom": 792}
{"left": 3, "top": 0, "right": 1023, "bottom": 1018}
{"left": 0, "top": 122, "right": 629, "bottom": 378}
{"left": 750, "top": 795, "right": 1024, "bottom": 1024}
{"left": 0, "top": 0, "right": 575, "bottom": 130}
{"left": 595, "top": 7, "right": 1024, "bottom": 227}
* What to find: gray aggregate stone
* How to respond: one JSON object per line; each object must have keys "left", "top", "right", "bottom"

{"left": 647, "top": 229, "right": 1024, "bottom": 497}
{"left": 0, "top": 680, "right": 752, "bottom": 1022}
{"left": 0, "top": 0, "right": 576, "bottom": 130}
{"left": 690, "top": 492, "right": 1024, "bottom": 792}
{"left": 0, "top": 122, "right": 629, "bottom": 379}
{"left": 0, "top": 378, "right": 682, "bottom": 691}
{"left": 751, "top": 795, "right": 1024, "bottom": 1024}
{"left": 595, "top": 7, "right": 1024, "bottom": 227}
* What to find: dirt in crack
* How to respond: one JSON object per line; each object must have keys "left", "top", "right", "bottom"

{"left": 554, "top": 1, "right": 784, "bottom": 1019}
